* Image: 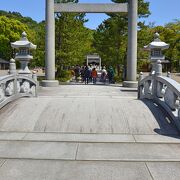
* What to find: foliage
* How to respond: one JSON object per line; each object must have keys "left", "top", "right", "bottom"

{"left": 137, "top": 59, "right": 150, "bottom": 72}
{"left": 0, "top": 16, "right": 33, "bottom": 60}
{"left": 55, "top": 0, "right": 95, "bottom": 78}
{"left": 56, "top": 70, "right": 72, "bottom": 82}
{"left": 0, "top": 10, "right": 38, "bottom": 29}
{"left": 137, "top": 20, "right": 180, "bottom": 72}
{"left": 155, "top": 20, "right": 180, "bottom": 71}
{"left": 0, "top": 11, "right": 43, "bottom": 67}
{"left": 30, "top": 21, "right": 46, "bottom": 68}
{"left": 114, "top": 74, "right": 123, "bottom": 83}
{"left": 93, "top": 0, "right": 150, "bottom": 70}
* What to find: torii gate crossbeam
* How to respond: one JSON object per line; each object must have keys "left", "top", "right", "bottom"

{"left": 42, "top": 0, "right": 137, "bottom": 88}
{"left": 54, "top": 3, "right": 128, "bottom": 13}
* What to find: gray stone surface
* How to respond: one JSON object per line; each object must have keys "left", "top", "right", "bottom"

{"left": 45, "top": 0, "right": 56, "bottom": 82}
{"left": 0, "top": 132, "right": 26, "bottom": 141}
{"left": 41, "top": 80, "right": 59, "bottom": 87}
{"left": 134, "top": 134, "right": 180, "bottom": 143}
{"left": 147, "top": 162, "right": 180, "bottom": 180}
{"left": 77, "top": 143, "right": 180, "bottom": 161}
{"left": 24, "top": 133, "right": 135, "bottom": 142}
{"left": 123, "top": 80, "right": 138, "bottom": 88}
{"left": 0, "top": 159, "right": 6, "bottom": 167}
{"left": 0, "top": 85, "right": 178, "bottom": 135}
{"left": 126, "top": 0, "right": 137, "bottom": 82}
{"left": 0, "top": 141, "right": 77, "bottom": 160}
{"left": 0, "top": 85, "right": 179, "bottom": 179}
{"left": 54, "top": 3, "right": 128, "bottom": 13}
{"left": 0, "top": 160, "right": 152, "bottom": 180}
{"left": 0, "top": 98, "right": 51, "bottom": 132}
{"left": 0, "top": 97, "right": 166, "bottom": 133}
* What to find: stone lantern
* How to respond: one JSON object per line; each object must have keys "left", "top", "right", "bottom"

{"left": 11, "top": 32, "right": 37, "bottom": 75}
{"left": 144, "top": 32, "right": 169, "bottom": 72}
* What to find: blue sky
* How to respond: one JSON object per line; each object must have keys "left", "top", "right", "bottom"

{"left": 0, "top": 0, "right": 179, "bottom": 29}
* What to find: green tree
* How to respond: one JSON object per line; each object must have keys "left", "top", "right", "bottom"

{"left": 31, "top": 21, "right": 46, "bottom": 68}
{"left": 0, "top": 16, "right": 33, "bottom": 60}
{"left": 93, "top": 0, "right": 150, "bottom": 71}
{"left": 152, "top": 21, "right": 180, "bottom": 71}
{"left": 0, "top": 11, "right": 45, "bottom": 67}
{"left": 55, "top": 0, "right": 94, "bottom": 77}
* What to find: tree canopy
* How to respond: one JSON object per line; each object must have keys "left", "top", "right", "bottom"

{"left": 93, "top": 0, "right": 151, "bottom": 68}
{"left": 0, "top": 15, "right": 34, "bottom": 60}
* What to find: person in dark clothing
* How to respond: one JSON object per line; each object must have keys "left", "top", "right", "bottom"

{"left": 108, "top": 66, "right": 115, "bottom": 84}
{"left": 84, "top": 66, "right": 90, "bottom": 84}
{"left": 80, "top": 66, "right": 85, "bottom": 83}
{"left": 74, "top": 65, "right": 80, "bottom": 82}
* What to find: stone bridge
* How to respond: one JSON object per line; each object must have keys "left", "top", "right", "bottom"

{"left": 0, "top": 1, "right": 179, "bottom": 178}
{"left": 0, "top": 83, "right": 179, "bottom": 179}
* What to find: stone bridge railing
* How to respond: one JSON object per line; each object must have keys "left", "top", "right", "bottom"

{"left": 0, "top": 59, "right": 37, "bottom": 109}
{"left": 138, "top": 60, "right": 180, "bottom": 131}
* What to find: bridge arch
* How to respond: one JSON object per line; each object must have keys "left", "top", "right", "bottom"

{"left": 42, "top": 0, "right": 138, "bottom": 88}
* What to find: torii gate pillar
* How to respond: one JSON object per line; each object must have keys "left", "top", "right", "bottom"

{"left": 123, "top": 0, "right": 138, "bottom": 88}
{"left": 42, "top": 0, "right": 59, "bottom": 87}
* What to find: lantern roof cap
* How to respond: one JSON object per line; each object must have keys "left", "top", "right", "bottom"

{"left": 11, "top": 32, "right": 37, "bottom": 49}
{"left": 144, "top": 32, "right": 169, "bottom": 50}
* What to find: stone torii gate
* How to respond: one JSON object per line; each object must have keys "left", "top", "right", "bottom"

{"left": 42, "top": 0, "right": 138, "bottom": 87}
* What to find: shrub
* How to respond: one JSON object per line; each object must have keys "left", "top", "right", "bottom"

{"left": 114, "top": 75, "right": 123, "bottom": 83}
{"left": 56, "top": 70, "right": 71, "bottom": 82}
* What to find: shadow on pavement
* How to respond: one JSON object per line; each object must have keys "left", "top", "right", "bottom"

{"left": 141, "top": 99, "right": 180, "bottom": 139}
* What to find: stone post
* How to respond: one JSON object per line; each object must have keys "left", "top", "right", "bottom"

{"left": 139, "top": 72, "right": 144, "bottom": 82}
{"left": 153, "top": 60, "right": 162, "bottom": 98}
{"left": 9, "top": 58, "right": 17, "bottom": 95}
{"left": 42, "top": 0, "right": 59, "bottom": 87}
{"left": 9, "top": 58, "right": 16, "bottom": 75}
{"left": 32, "top": 71, "right": 37, "bottom": 82}
{"left": 138, "top": 72, "right": 143, "bottom": 99}
{"left": 167, "top": 72, "right": 171, "bottom": 78}
{"left": 155, "top": 60, "right": 162, "bottom": 77}
{"left": 123, "top": 0, "right": 138, "bottom": 88}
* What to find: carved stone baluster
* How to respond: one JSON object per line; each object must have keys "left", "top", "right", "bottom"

{"left": 149, "top": 81, "right": 153, "bottom": 95}
{"left": 20, "top": 81, "right": 30, "bottom": 93}
{"left": 157, "top": 81, "right": 164, "bottom": 98}
{"left": 30, "top": 86, "right": 36, "bottom": 97}
{"left": 5, "top": 81, "right": 14, "bottom": 96}
{"left": 138, "top": 72, "right": 144, "bottom": 99}
{"left": 0, "top": 83, "right": 5, "bottom": 102}
{"left": 144, "top": 80, "right": 152, "bottom": 98}
{"left": 164, "top": 88, "right": 178, "bottom": 110}
{"left": 17, "top": 80, "right": 21, "bottom": 93}
{"left": 139, "top": 72, "right": 143, "bottom": 81}
{"left": 139, "top": 85, "right": 145, "bottom": 99}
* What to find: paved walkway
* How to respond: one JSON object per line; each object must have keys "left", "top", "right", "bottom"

{"left": 0, "top": 85, "right": 179, "bottom": 179}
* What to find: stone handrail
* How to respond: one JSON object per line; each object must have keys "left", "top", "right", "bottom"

{"left": 0, "top": 73, "right": 37, "bottom": 109}
{"left": 138, "top": 61, "right": 180, "bottom": 131}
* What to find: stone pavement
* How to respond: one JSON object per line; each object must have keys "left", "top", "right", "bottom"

{"left": 0, "top": 85, "right": 179, "bottom": 180}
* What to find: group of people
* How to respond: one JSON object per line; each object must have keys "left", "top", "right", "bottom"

{"left": 73, "top": 65, "right": 115, "bottom": 85}
{"left": 101, "top": 66, "right": 115, "bottom": 84}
